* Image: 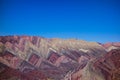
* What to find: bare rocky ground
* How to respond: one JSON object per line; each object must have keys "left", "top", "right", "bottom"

{"left": 0, "top": 36, "right": 120, "bottom": 80}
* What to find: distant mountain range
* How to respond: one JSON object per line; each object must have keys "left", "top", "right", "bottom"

{"left": 0, "top": 36, "right": 120, "bottom": 80}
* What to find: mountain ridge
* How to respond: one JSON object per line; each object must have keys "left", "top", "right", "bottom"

{"left": 0, "top": 36, "right": 120, "bottom": 80}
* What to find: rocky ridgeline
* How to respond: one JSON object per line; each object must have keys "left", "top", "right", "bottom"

{"left": 0, "top": 36, "right": 120, "bottom": 80}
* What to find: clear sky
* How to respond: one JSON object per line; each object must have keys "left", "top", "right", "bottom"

{"left": 0, "top": 0, "right": 120, "bottom": 43}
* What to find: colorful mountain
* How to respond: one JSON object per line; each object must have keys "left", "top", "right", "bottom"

{"left": 0, "top": 36, "right": 120, "bottom": 80}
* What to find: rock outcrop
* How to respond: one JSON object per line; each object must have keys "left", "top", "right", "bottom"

{"left": 0, "top": 36, "right": 119, "bottom": 80}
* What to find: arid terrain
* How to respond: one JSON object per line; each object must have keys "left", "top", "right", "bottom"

{"left": 0, "top": 36, "right": 120, "bottom": 80}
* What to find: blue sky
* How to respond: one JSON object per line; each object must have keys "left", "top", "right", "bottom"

{"left": 0, "top": 0, "right": 120, "bottom": 43}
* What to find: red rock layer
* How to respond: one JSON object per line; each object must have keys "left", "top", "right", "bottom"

{"left": 94, "top": 49, "right": 120, "bottom": 80}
